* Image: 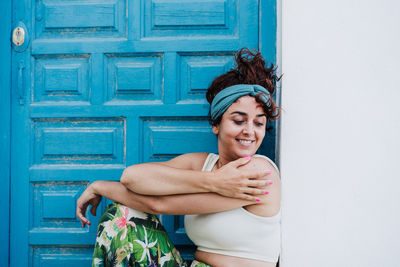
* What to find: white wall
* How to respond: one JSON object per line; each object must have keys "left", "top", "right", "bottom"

{"left": 280, "top": 0, "right": 400, "bottom": 266}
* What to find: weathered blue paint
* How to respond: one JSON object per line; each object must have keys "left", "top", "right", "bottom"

{"left": 259, "top": 0, "right": 279, "bottom": 164}
{"left": 260, "top": 0, "right": 278, "bottom": 65}
{"left": 9, "top": 0, "right": 276, "bottom": 266}
{"left": 0, "top": 0, "right": 12, "bottom": 266}
{"left": 10, "top": 0, "right": 31, "bottom": 265}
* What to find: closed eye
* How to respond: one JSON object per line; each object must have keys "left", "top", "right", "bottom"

{"left": 234, "top": 120, "right": 244, "bottom": 125}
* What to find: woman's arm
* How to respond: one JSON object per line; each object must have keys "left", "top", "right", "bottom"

{"left": 76, "top": 180, "right": 258, "bottom": 227}
{"left": 155, "top": 156, "right": 280, "bottom": 216}
{"left": 76, "top": 181, "right": 158, "bottom": 227}
{"left": 76, "top": 156, "right": 279, "bottom": 226}
{"left": 121, "top": 153, "right": 272, "bottom": 201}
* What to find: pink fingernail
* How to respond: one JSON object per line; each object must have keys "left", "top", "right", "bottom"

{"left": 269, "top": 181, "right": 273, "bottom": 185}
{"left": 245, "top": 156, "right": 251, "bottom": 160}
{"left": 267, "top": 171, "right": 272, "bottom": 175}
{"left": 256, "top": 198, "right": 260, "bottom": 202}
{"left": 265, "top": 191, "right": 269, "bottom": 195}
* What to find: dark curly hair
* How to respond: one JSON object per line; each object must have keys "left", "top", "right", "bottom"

{"left": 206, "top": 48, "right": 280, "bottom": 126}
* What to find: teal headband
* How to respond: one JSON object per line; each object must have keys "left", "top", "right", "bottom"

{"left": 210, "top": 84, "right": 271, "bottom": 122}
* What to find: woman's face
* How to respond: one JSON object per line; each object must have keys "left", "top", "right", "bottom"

{"left": 213, "top": 95, "right": 266, "bottom": 160}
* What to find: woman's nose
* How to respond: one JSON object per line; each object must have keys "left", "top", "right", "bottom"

{"left": 243, "top": 122, "right": 254, "bottom": 135}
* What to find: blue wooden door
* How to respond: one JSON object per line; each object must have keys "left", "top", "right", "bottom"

{"left": 9, "top": 0, "right": 276, "bottom": 266}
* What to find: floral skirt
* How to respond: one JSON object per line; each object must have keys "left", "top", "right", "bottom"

{"left": 92, "top": 202, "right": 211, "bottom": 267}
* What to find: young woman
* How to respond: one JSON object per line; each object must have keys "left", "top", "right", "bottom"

{"left": 76, "top": 48, "right": 281, "bottom": 267}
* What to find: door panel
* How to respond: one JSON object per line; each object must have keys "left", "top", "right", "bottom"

{"left": 11, "top": 0, "right": 274, "bottom": 265}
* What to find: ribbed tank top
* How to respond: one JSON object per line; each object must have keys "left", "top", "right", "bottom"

{"left": 184, "top": 153, "right": 281, "bottom": 262}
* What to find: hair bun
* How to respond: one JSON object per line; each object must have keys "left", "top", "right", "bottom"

{"left": 206, "top": 47, "right": 280, "bottom": 125}
{"left": 234, "top": 48, "right": 278, "bottom": 95}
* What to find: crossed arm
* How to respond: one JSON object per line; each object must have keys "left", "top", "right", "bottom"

{"left": 119, "top": 153, "right": 271, "bottom": 199}
{"left": 76, "top": 153, "right": 278, "bottom": 227}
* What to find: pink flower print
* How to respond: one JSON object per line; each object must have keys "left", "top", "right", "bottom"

{"left": 115, "top": 217, "right": 127, "bottom": 228}
{"left": 115, "top": 206, "right": 137, "bottom": 240}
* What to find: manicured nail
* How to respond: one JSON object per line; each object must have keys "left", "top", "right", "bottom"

{"left": 245, "top": 156, "right": 251, "bottom": 160}
{"left": 265, "top": 191, "right": 269, "bottom": 195}
{"left": 256, "top": 198, "right": 260, "bottom": 202}
{"left": 267, "top": 171, "right": 272, "bottom": 175}
{"left": 269, "top": 181, "right": 273, "bottom": 185}
{"left": 87, "top": 222, "right": 91, "bottom": 226}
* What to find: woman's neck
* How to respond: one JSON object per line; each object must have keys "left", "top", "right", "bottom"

{"left": 215, "top": 152, "right": 256, "bottom": 169}
{"left": 215, "top": 154, "right": 233, "bottom": 169}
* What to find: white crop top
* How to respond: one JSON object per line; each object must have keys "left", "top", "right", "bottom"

{"left": 184, "top": 153, "right": 281, "bottom": 262}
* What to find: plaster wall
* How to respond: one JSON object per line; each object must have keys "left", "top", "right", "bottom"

{"left": 280, "top": 0, "right": 400, "bottom": 266}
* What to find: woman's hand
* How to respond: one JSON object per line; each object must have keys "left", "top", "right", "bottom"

{"left": 76, "top": 182, "right": 102, "bottom": 228}
{"left": 210, "top": 157, "right": 273, "bottom": 201}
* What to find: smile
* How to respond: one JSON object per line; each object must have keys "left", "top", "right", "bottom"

{"left": 236, "top": 139, "right": 255, "bottom": 145}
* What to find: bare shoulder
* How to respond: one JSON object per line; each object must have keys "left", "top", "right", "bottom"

{"left": 250, "top": 156, "right": 281, "bottom": 196}
{"left": 251, "top": 155, "right": 280, "bottom": 179}
{"left": 160, "top": 152, "right": 209, "bottom": 171}
{"left": 238, "top": 155, "right": 280, "bottom": 179}
{"left": 240, "top": 155, "right": 281, "bottom": 216}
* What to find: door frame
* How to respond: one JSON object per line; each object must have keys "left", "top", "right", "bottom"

{"left": 0, "top": 0, "right": 12, "bottom": 266}
{"left": 260, "top": 0, "right": 277, "bottom": 67}
{"left": 1, "top": 0, "right": 279, "bottom": 265}
{"left": 260, "top": 0, "right": 281, "bottom": 166}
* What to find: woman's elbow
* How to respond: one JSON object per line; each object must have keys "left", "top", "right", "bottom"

{"left": 148, "top": 197, "right": 180, "bottom": 215}
{"left": 146, "top": 197, "right": 164, "bottom": 215}
{"left": 120, "top": 167, "right": 135, "bottom": 187}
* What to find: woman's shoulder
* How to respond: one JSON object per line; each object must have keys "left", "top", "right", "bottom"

{"left": 252, "top": 154, "right": 280, "bottom": 174}
{"left": 188, "top": 152, "right": 213, "bottom": 171}
{"left": 239, "top": 155, "right": 281, "bottom": 216}
{"left": 164, "top": 152, "right": 210, "bottom": 171}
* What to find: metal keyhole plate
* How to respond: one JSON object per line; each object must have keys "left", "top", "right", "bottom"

{"left": 13, "top": 27, "right": 25, "bottom": 46}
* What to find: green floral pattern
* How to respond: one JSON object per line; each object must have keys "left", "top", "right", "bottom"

{"left": 92, "top": 203, "right": 210, "bottom": 267}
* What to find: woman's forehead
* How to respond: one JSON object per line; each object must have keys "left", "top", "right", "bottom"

{"left": 227, "top": 96, "right": 264, "bottom": 113}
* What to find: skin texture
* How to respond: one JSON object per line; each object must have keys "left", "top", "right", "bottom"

{"left": 76, "top": 95, "right": 280, "bottom": 267}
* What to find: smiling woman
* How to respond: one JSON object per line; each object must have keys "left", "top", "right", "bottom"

{"left": 212, "top": 95, "right": 268, "bottom": 162}
{"left": 76, "top": 48, "right": 281, "bottom": 267}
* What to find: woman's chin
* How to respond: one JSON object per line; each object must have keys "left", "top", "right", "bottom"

{"left": 234, "top": 149, "right": 256, "bottom": 158}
